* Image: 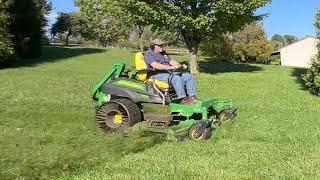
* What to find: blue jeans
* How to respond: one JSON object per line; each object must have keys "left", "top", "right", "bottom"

{"left": 153, "top": 72, "right": 197, "bottom": 99}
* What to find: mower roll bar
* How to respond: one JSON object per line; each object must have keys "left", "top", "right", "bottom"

{"left": 91, "top": 62, "right": 126, "bottom": 101}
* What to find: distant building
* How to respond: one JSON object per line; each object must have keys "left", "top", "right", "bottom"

{"left": 279, "top": 37, "right": 319, "bottom": 68}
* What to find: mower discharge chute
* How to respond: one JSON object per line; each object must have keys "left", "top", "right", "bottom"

{"left": 91, "top": 53, "right": 237, "bottom": 140}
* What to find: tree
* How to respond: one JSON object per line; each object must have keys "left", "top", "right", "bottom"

{"left": 284, "top": 34, "right": 298, "bottom": 45}
{"left": 1, "top": 0, "right": 50, "bottom": 61}
{"left": 51, "top": 12, "right": 87, "bottom": 44}
{"left": 118, "top": 0, "right": 270, "bottom": 74}
{"left": 9, "top": 0, "right": 51, "bottom": 58}
{"left": 34, "top": 0, "right": 52, "bottom": 41}
{"left": 51, "top": 13, "right": 72, "bottom": 44}
{"left": 232, "top": 23, "right": 273, "bottom": 63}
{"left": 271, "top": 34, "right": 285, "bottom": 44}
{"left": 271, "top": 34, "right": 285, "bottom": 50}
{"left": 126, "top": 26, "right": 185, "bottom": 50}
{"left": 0, "top": 0, "right": 14, "bottom": 64}
{"left": 302, "top": 9, "right": 320, "bottom": 96}
{"left": 200, "top": 35, "right": 234, "bottom": 61}
{"left": 75, "top": 0, "right": 146, "bottom": 49}
{"left": 201, "top": 22, "right": 273, "bottom": 64}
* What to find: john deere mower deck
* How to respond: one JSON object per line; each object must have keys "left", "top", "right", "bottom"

{"left": 91, "top": 54, "right": 237, "bottom": 140}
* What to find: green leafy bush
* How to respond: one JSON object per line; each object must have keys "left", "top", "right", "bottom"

{"left": 10, "top": 0, "right": 42, "bottom": 58}
{"left": 269, "top": 55, "right": 281, "bottom": 65}
{"left": 302, "top": 9, "right": 320, "bottom": 96}
{"left": 302, "top": 59, "right": 320, "bottom": 96}
{"left": 0, "top": 0, "right": 14, "bottom": 65}
{"left": 201, "top": 23, "right": 273, "bottom": 64}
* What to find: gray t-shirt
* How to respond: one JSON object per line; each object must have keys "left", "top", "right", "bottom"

{"left": 144, "top": 51, "right": 171, "bottom": 68}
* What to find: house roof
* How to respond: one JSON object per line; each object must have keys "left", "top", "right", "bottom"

{"left": 271, "top": 37, "right": 319, "bottom": 56}
{"left": 279, "top": 37, "right": 319, "bottom": 50}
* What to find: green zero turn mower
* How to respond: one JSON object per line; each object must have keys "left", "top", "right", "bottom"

{"left": 91, "top": 53, "right": 237, "bottom": 140}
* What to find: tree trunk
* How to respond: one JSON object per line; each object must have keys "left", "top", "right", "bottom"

{"left": 189, "top": 51, "right": 199, "bottom": 75}
{"left": 137, "top": 26, "right": 144, "bottom": 52}
{"left": 140, "top": 35, "right": 143, "bottom": 52}
{"left": 181, "top": 31, "right": 200, "bottom": 74}
{"left": 100, "top": 37, "right": 107, "bottom": 47}
{"left": 65, "top": 32, "right": 71, "bottom": 45}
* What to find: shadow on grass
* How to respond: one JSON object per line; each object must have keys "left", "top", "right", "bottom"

{"left": 128, "top": 133, "right": 167, "bottom": 153}
{"left": 1, "top": 45, "right": 105, "bottom": 69}
{"left": 197, "top": 60, "right": 263, "bottom": 74}
{"left": 291, "top": 67, "right": 308, "bottom": 90}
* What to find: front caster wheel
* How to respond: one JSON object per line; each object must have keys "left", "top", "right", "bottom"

{"left": 188, "top": 124, "right": 212, "bottom": 140}
{"left": 218, "top": 107, "right": 237, "bottom": 122}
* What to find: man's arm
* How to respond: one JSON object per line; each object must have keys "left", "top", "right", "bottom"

{"left": 150, "top": 62, "right": 179, "bottom": 70}
{"left": 169, "top": 60, "right": 181, "bottom": 67}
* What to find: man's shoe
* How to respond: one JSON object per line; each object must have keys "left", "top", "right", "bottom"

{"left": 180, "top": 97, "right": 192, "bottom": 105}
{"left": 180, "top": 96, "right": 198, "bottom": 105}
{"left": 188, "top": 96, "right": 199, "bottom": 104}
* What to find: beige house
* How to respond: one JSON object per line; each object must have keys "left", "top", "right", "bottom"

{"left": 280, "top": 37, "right": 319, "bottom": 68}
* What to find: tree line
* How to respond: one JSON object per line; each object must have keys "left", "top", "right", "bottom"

{"left": 1, "top": 0, "right": 302, "bottom": 73}
{"left": 52, "top": 0, "right": 273, "bottom": 74}
{"left": 0, "top": 0, "right": 51, "bottom": 66}
{"left": 50, "top": 0, "right": 303, "bottom": 73}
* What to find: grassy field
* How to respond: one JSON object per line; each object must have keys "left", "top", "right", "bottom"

{"left": 1, "top": 46, "right": 320, "bottom": 179}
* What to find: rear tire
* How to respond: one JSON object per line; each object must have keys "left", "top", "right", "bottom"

{"left": 95, "top": 98, "right": 142, "bottom": 133}
{"left": 188, "top": 124, "right": 212, "bottom": 140}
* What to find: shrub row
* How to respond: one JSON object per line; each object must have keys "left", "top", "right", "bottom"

{"left": 302, "top": 10, "right": 320, "bottom": 96}
{"left": 302, "top": 58, "right": 320, "bottom": 96}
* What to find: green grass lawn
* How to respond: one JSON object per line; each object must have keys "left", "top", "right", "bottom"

{"left": 1, "top": 46, "right": 320, "bottom": 179}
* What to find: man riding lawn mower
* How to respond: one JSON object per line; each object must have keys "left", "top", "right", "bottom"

{"left": 91, "top": 39, "right": 237, "bottom": 140}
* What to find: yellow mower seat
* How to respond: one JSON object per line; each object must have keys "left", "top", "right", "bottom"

{"left": 135, "top": 52, "right": 169, "bottom": 89}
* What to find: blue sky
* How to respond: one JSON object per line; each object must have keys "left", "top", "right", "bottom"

{"left": 48, "top": 0, "right": 320, "bottom": 39}
{"left": 47, "top": 0, "right": 78, "bottom": 25}
{"left": 257, "top": 0, "right": 320, "bottom": 38}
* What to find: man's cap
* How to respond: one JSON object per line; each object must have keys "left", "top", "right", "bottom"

{"left": 151, "top": 39, "right": 165, "bottom": 45}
